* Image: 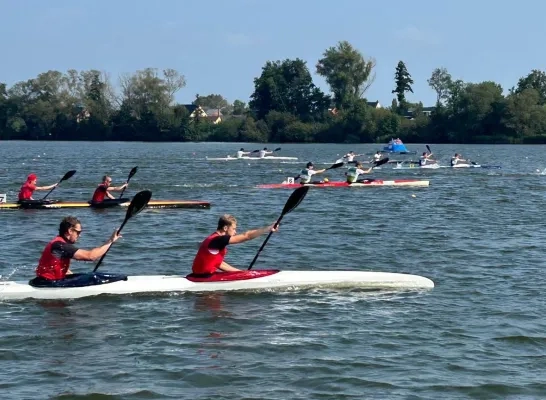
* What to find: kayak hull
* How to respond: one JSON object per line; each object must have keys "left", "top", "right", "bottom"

{"left": 207, "top": 156, "right": 298, "bottom": 161}
{"left": 393, "top": 164, "right": 501, "bottom": 170}
{"left": 0, "top": 199, "right": 211, "bottom": 210}
{"left": 256, "top": 180, "right": 430, "bottom": 189}
{"left": 0, "top": 271, "right": 434, "bottom": 300}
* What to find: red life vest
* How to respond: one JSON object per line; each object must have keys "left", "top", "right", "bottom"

{"left": 36, "top": 236, "right": 72, "bottom": 280}
{"left": 91, "top": 184, "right": 108, "bottom": 202}
{"left": 192, "top": 232, "right": 228, "bottom": 274}
{"left": 18, "top": 182, "right": 36, "bottom": 200}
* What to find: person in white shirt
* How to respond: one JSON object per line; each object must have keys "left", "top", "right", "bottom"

{"left": 236, "top": 148, "right": 251, "bottom": 158}
{"left": 373, "top": 151, "right": 382, "bottom": 162}
{"left": 299, "top": 162, "right": 326, "bottom": 184}
{"left": 419, "top": 152, "right": 436, "bottom": 167}
{"left": 258, "top": 148, "right": 274, "bottom": 158}
{"left": 450, "top": 153, "right": 468, "bottom": 166}
{"left": 343, "top": 151, "right": 356, "bottom": 162}
{"left": 346, "top": 162, "right": 372, "bottom": 184}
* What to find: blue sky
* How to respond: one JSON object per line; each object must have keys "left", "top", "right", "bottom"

{"left": 1, "top": 0, "right": 544, "bottom": 107}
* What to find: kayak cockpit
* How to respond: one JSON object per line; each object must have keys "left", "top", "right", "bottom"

{"left": 185, "top": 269, "right": 280, "bottom": 282}
{"left": 29, "top": 272, "right": 128, "bottom": 288}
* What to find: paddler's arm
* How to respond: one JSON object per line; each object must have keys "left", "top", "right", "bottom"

{"left": 109, "top": 183, "right": 129, "bottom": 191}
{"left": 229, "top": 224, "right": 278, "bottom": 244}
{"left": 315, "top": 169, "right": 326, "bottom": 174}
{"left": 72, "top": 230, "right": 121, "bottom": 261}
{"left": 218, "top": 261, "right": 240, "bottom": 271}
{"left": 36, "top": 183, "right": 58, "bottom": 190}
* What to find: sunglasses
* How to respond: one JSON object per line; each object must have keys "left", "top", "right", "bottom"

{"left": 71, "top": 227, "right": 82, "bottom": 236}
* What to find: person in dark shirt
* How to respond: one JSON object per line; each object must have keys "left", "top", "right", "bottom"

{"left": 91, "top": 175, "right": 128, "bottom": 203}
{"left": 33, "top": 216, "right": 121, "bottom": 282}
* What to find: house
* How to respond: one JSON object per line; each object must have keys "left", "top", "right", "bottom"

{"left": 182, "top": 104, "right": 208, "bottom": 119}
{"left": 403, "top": 106, "right": 435, "bottom": 120}
{"left": 367, "top": 101, "right": 382, "bottom": 108}
{"left": 204, "top": 108, "right": 223, "bottom": 124}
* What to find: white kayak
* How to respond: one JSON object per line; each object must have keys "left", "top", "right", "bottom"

{"left": 206, "top": 156, "right": 298, "bottom": 161}
{"left": 393, "top": 163, "right": 500, "bottom": 170}
{"left": 0, "top": 270, "right": 434, "bottom": 300}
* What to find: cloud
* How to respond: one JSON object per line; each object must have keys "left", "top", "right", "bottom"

{"left": 394, "top": 26, "right": 440, "bottom": 46}
{"left": 224, "top": 32, "right": 258, "bottom": 47}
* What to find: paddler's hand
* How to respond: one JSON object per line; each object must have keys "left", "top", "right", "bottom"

{"left": 109, "top": 229, "right": 122, "bottom": 243}
{"left": 269, "top": 223, "right": 279, "bottom": 233}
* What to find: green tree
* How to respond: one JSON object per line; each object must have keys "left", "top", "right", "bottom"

{"left": 249, "top": 58, "right": 329, "bottom": 121}
{"left": 513, "top": 69, "right": 546, "bottom": 105}
{"left": 392, "top": 61, "right": 414, "bottom": 113}
{"left": 194, "top": 93, "right": 230, "bottom": 111}
{"left": 232, "top": 99, "right": 247, "bottom": 115}
{"left": 428, "top": 67, "right": 453, "bottom": 106}
{"left": 316, "top": 40, "right": 376, "bottom": 110}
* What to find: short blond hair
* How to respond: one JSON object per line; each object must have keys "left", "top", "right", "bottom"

{"left": 217, "top": 214, "right": 237, "bottom": 230}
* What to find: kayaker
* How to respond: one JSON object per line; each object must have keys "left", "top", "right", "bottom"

{"left": 91, "top": 175, "right": 129, "bottom": 203}
{"left": 419, "top": 152, "right": 436, "bottom": 167}
{"left": 373, "top": 151, "right": 382, "bottom": 162}
{"left": 346, "top": 162, "right": 372, "bottom": 184}
{"left": 18, "top": 173, "right": 58, "bottom": 201}
{"left": 258, "top": 147, "right": 273, "bottom": 158}
{"left": 236, "top": 148, "right": 251, "bottom": 158}
{"left": 191, "top": 214, "right": 277, "bottom": 275}
{"left": 343, "top": 151, "right": 356, "bottom": 162}
{"left": 299, "top": 162, "right": 326, "bottom": 184}
{"left": 450, "top": 153, "right": 468, "bottom": 166}
{"left": 29, "top": 216, "right": 121, "bottom": 286}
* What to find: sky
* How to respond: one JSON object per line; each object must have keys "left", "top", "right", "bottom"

{"left": 1, "top": 0, "right": 545, "bottom": 107}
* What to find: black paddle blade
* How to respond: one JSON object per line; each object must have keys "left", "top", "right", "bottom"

{"left": 93, "top": 190, "right": 152, "bottom": 272}
{"left": 327, "top": 162, "right": 345, "bottom": 170}
{"left": 127, "top": 166, "right": 138, "bottom": 181}
{"left": 251, "top": 149, "right": 260, "bottom": 153}
{"left": 426, "top": 145, "right": 431, "bottom": 153}
{"left": 280, "top": 186, "right": 309, "bottom": 217}
{"left": 61, "top": 170, "right": 77, "bottom": 182}
{"left": 273, "top": 147, "right": 281, "bottom": 152}
{"left": 373, "top": 158, "right": 390, "bottom": 168}
{"left": 123, "top": 190, "right": 152, "bottom": 223}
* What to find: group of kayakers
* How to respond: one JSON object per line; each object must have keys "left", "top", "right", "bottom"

{"left": 418, "top": 151, "right": 471, "bottom": 167}
{"left": 18, "top": 174, "right": 129, "bottom": 203}
{"left": 235, "top": 148, "right": 275, "bottom": 158}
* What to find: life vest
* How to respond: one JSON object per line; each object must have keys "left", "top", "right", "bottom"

{"left": 18, "top": 182, "right": 36, "bottom": 200}
{"left": 192, "top": 232, "right": 228, "bottom": 274}
{"left": 299, "top": 168, "right": 313, "bottom": 184}
{"left": 91, "top": 184, "right": 108, "bottom": 202}
{"left": 346, "top": 166, "right": 361, "bottom": 183}
{"left": 36, "top": 236, "right": 72, "bottom": 280}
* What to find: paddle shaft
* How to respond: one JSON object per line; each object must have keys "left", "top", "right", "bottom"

{"left": 42, "top": 170, "right": 77, "bottom": 200}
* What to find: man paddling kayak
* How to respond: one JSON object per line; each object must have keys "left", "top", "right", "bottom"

{"left": 258, "top": 148, "right": 273, "bottom": 158}
{"left": 419, "top": 152, "right": 436, "bottom": 167}
{"left": 29, "top": 216, "right": 121, "bottom": 286}
{"left": 236, "top": 148, "right": 251, "bottom": 158}
{"left": 191, "top": 214, "right": 277, "bottom": 275}
{"left": 345, "top": 162, "right": 372, "bottom": 184}
{"left": 451, "top": 153, "right": 468, "bottom": 166}
{"left": 91, "top": 175, "right": 129, "bottom": 203}
{"left": 373, "top": 151, "right": 382, "bottom": 162}
{"left": 18, "top": 174, "right": 58, "bottom": 201}
{"left": 299, "top": 162, "right": 327, "bottom": 184}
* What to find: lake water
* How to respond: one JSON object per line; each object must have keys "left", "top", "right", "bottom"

{"left": 1, "top": 141, "right": 545, "bottom": 399}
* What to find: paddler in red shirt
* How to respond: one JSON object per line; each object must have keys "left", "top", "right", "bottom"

{"left": 18, "top": 173, "right": 58, "bottom": 201}
{"left": 30, "top": 216, "right": 121, "bottom": 286}
{"left": 91, "top": 175, "right": 129, "bottom": 203}
{"left": 191, "top": 214, "right": 278, "bottom": 276}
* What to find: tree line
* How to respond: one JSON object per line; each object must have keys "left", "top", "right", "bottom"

{"left": 1, "top": 40, "right": 545, "bottom": 143}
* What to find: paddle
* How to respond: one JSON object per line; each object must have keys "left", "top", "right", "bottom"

{"left": 426, "top": 145, "right": 432, "bottom": 154}
{"left": 293, "top": 161, "right": 345, "bottom": 180}
{"left": 42, "top": 170, "right": 77, "bottom": 200}
{"left": 119, "top": 166, "right": 138, "bottom": 199}
{"left": 93, "top": 190, "right": 152, "bottom": 272}
{"left": 248, "top": 186, "right": 309, "bottom": 270}
{"left": 251, "top": 147, "right": 281, "bottom": 154}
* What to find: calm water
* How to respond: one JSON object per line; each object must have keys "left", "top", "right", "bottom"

{"left": 1, "top": 141, "right": 545, "bottom": 399}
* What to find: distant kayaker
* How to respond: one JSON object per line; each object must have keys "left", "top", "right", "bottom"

{"left": 191, "top": 214, "right": 277, "bottom": 275}
{"left": 419, "top": 152, "right": 436, "bottom": 167}
{"left": 258, "top": 147, "right": 273, "bottom": 158}
{"left": 29, "top": 216, "right": 121, "bottom": 286}
{"left": 343, "top": 151, "right": 357, "bottom": 162}
{"left": 373, "top": 151, "right": 382, "bottom": 162}
{"left": 299, "top": 162, "right": 327, "bottom": 184}
{"left": 451, "top": 153, "right": 467, "bottom": 166}
{"left": 236, "top": 148, "right": 251, "bottom": 158}
{"left": 346, "top": 162, "right": 372, "bottom": 184}
{"left": 18, "top": 173, "right": 58, "bottom": 201}
{"left": 91, "top": 175, "right": 128, "bottom": 203}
